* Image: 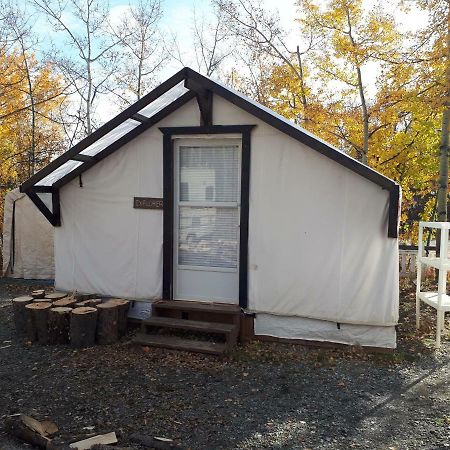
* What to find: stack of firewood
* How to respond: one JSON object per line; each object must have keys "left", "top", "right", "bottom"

{"left": 12, "top": 290, "right": 130, "bottom": 348}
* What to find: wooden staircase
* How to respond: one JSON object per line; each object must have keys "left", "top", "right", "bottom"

{"left": 133, "top": 300, "right": 241, "bottom": 355}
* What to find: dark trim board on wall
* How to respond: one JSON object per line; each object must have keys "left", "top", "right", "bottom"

{"left": 160, "top": 125, "right": 256, "bottom": 309}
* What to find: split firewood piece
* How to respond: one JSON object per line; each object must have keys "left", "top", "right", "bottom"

{"left": 69, "top": 432, "right": 117, "bottom": 449}
{"left": 105, "top": 299, "right": 130, "bottom": 337}
{"left": 96, "top": 302, "right": 119, "bottom": 345}
{"left": 75, "top": 298, "right": 102, "bottom": 308}
{"left": 40, "top": 420, "right": 59, "bottom": 436}
{"left": 70, "top": 307, "right": 98, "bottom": 348}
{"left": 53, "top": 297, "right": 78, "bottom": 309}
{"left": 4, "top": 414, "right": 51, "bottom": 448}
{"left": 25, "top": 302, "right": 52, "bottom": 344}
{"left": 12, "top": 296, "right": 34, "bottom": 338}
{"left": 48, "top": 307, "right": 72, "bottom": 345}
{"left": 130, "top": 433, "right": 182, "bottom": 450}
{"left": 45, "top": 292, "right": 68, "bottom": 301}
{"left": 31, "top": 290, "right": 46, "bottom": 299}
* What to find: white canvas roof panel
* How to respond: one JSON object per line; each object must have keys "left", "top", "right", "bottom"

{"left": 138, "top": 81, "right": 188, "bottom": 116}
{"left": 37, "top": 160, "right": 83, "bottom": 186}
{"left": 80, "top": 119, "right": 140, "bottom": 157}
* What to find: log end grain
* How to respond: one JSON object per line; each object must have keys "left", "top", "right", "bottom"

{"left": 12, "top": 296, "right": 34, "bottom": 304}
{"left": 44, "top": 292, "right": 68, "bottom": 301}
{"left": 53, "top": 298, "right": 78, "bottom": 308}
{"left": 25, "top": 302, "right": 53, "bottom": 311}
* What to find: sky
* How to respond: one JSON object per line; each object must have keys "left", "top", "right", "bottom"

{"left": 28, "top": 0, "right": 428, "bottom": 123}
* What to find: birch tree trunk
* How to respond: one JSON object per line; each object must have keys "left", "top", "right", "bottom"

{"left": 437, "top": 8, "right": 450, "bottom": 227}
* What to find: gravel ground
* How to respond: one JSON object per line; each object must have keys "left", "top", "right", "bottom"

{"left": 0, "top": 279, "right": 450, "bottom": 449}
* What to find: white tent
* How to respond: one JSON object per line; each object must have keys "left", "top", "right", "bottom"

{"left": 19, "top": 68, "right": 400, "bottom": 348}
{"left": 2, "top": 188, "right": 54, "bottom": 279}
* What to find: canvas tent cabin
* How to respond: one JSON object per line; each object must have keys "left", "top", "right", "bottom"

{"left": 20, "top": 67, "right": 401, "bottom": 349}
{"left": 2, "top": 188, "right": 55, "bottom": 279}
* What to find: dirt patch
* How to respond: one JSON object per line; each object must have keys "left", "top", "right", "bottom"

{"left": 0, "top": 279, "right": 450, "bottom": 449}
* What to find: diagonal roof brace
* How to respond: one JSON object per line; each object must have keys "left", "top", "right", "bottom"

{"left": 185, "top": 78, "right": 213, "bottom": 126}
{"left": 26, "top": 188, "right": 61, "bottom": 226}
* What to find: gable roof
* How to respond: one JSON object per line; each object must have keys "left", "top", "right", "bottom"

{"left": 20, "top": 67, "right": 400, "bottom": 237}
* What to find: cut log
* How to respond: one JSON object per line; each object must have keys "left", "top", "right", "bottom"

{"left": 4, "top": 414, "right": 51, "bottom": 448}
{"left": 75, "top": 298, "right": 102, "bottom": 308}
{"left": 53, "top": 297, "right": 78, "bottom": 309}
{"left": 12, "top": 296, "right": 34, "bottom": 338}
{"left": 45, "top": 292, "right": 68, "bottom": 301}
{"left": 31, "top": 290, "right": 46, "bottom": 299}
{"left": 70, "top": 307, "right": 98, "bottom": 348}
{"left": 34, "top": 298, "right": 54, "bottom": 305}
{"left": 105, "top": 299, "right": 130, "bottom": 337}
{"left": 96, "top": 302, "right": 119, "bottom": 345}
{"left": 69, "top": 432, "right": 117, "bottom": 449}
{"left": 25, "top": 302, "right": 52, "bottom": 344}
{"left": 48, "top": 307, "right": 72, "bottom": 344}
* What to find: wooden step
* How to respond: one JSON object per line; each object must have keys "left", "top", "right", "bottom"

{"left": 133, "top": 333, "right": 227, "bottom": 355}
{"left": 142, "top": 316, "right": 236, "bottom": 334}
{"left": 153, "top": 300, "right": 240, "bottom": 315}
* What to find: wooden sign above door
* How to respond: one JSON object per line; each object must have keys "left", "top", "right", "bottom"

{"left": 133, "top": 197, "right": 164, "bottom": 210}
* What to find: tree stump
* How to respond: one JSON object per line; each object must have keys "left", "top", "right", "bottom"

{"left": 105, "top": 299, "right": 130, "bottom": 337}
{"left": 48, "top": 307, "right": 72, "bottom": 344}
{"left": 70, "top": 307, "right": 97, "bottom": 348}
{"left": 31, "top": 290, "right": 45, "bottom": 299}
{"left": 53, "top": 297, "right": 78, "bottom": 309}
{"left": 12, "top": 296, "right": 34, "bottom": 338}
{"left": 96, "top": 302, "right": 119, "bottom": 345}
{"left": 44, "top": 292, "right": 68, "bottom": 301}
{"left": 75, "top": 298, "right": 102, "bottom": 308}
{"left": 25, "top": 302, "right": 52, "bottom": 344}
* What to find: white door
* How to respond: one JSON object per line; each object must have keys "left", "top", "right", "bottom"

{"left": 173, "top": 138, "right": 241, "bottom": 303}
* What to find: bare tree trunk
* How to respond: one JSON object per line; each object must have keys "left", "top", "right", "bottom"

{"left": 356, "top": 66, "right": 369, "bottom": 165}
{"left": 437, "top": 110, "right": 449, "bottom": 224}
{"left": 296, "top": 45, "right": 309, "bottom": 122}
{"left": 437, "top": 8, "right": 450, "bottom": 226}
{"left": 346, "top": 7, "right": 369, "bottom": 165}
{"left": 21, "top": 49, "right": 36, "bottom": 175}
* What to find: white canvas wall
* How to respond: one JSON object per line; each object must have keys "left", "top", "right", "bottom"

{"left": 213, "top": 96, "right": 399, "bottom": 328}
{"left": 255, "top": 314, "right": 396, "bottom": 348}
{"left": 54, "top": 93, "right": 399, "bottom": 346}
{"left": 3, "top": 188, "right": 55, "bottom": 279}
{"left": 55, "top": 99, "right": 200, "bottom": 298}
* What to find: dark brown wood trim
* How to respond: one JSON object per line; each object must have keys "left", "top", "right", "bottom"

{"left": 71, "top": 154, "right": 95, "bottom": 163}
{"left": 239, "top": 129, "right": 251, "bottom": 309}
{"left": 186, "top": 77, "right": 213, "bottom": 125}
{"left": 52, "top": 189, "right": 61, "bottom": 226}
{"left": 26, "top": 190, "right": 58, "bottom": 226}
{"left": 160, "top": 125, "right": 255, "bottom": 308}
{"left": 162, "top": 133, "right": 174, "bottom": 299}
{"left": 29, "top": 185, "right": 53, "bottom": 193}
{"left": 388, "top": 185, "right": 401, "bottom": 238}
{"left": 132, "top": 113, "right": 150, "bottom": 123}
{"left": 159, "top": 125, "right": 255, "bottom": 135}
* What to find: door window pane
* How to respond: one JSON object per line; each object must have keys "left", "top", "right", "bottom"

{"left": 179, "top": 145, "right": 240, "bottom": 202}
{"left": 178, "top": 206, "right": 239, "bottom": 269}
